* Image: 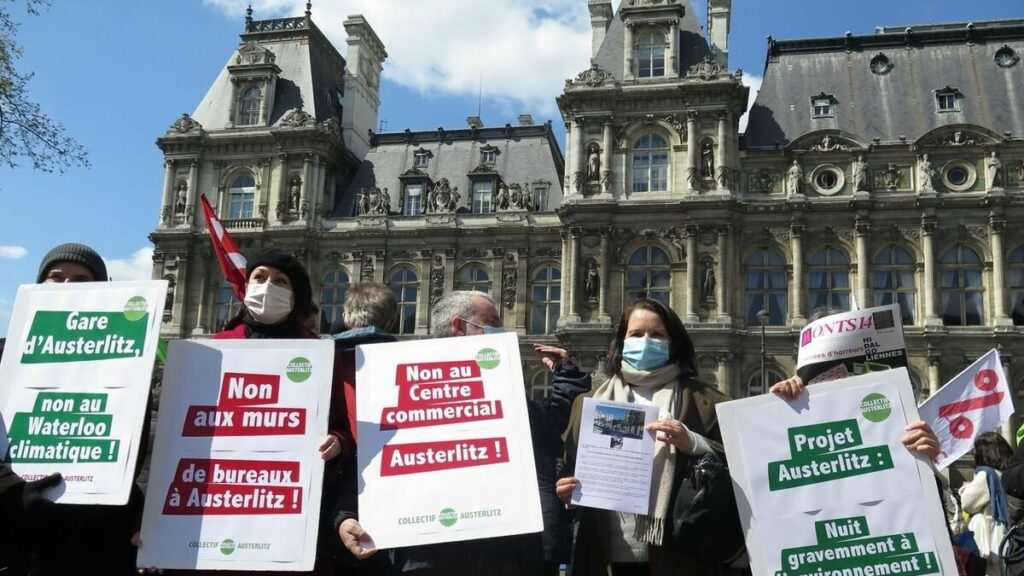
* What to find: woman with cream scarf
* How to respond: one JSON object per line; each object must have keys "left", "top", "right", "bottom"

{"left": 555, "top": 298, "right": 732, "bottom": 576}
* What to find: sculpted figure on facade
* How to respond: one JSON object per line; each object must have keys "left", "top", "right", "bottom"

{"left": 917, "top": 154, "right": 936, "bottom": 193}
{"left": 429, "top": 266, "right": 445, "bottom": 305}
{"left": 587, "top": 143, "right": 601, "bottom": 182}
{"left": 786, "top": 159, "right": 803, "bottom": 197}
{"left": 289, "top": 176, "right": 302, "bottom": 211}
{"left": 701, "top": 140, "right": 715, "bottom": 180}
{"left": 584, "top": 259, "right": 599, "bottom": 302}
{"left": 986, "top": 151, "right": 1004, "bottom": 189}
{"left": 882, "top": 163, "right": 901, "bottom": 190}
{"left": 852, "top": 155, "right": 870, "bottom": 192}
{"left": 701, "top": 259, "right": 716, "bottom": 304}
{"left": 427, "top": 179, "right": 459, "bottom": 213}
{"left": 174, "top": 181, "right": 188, "bottom": 215}
{"left": 494, "top": 182, "right": 510, "bottom": 211}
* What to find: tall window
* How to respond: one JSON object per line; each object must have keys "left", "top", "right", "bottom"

{"left": 747, "top": 369, "right": 785, "bottom": 397}
{"left": 389, "top": 268, "right": 418, "bottom": 335}
{"left": 472, "top": 181, "right": 493, "bottom": 213}
{"left": 239, "top": 86, "right": 262, "bottom": 126}
{"left": 530, "top": 371, "right": 553, "bottom": 402}
{"left": 632, "top": 134, "right": 669, "bottom": 193}
{"left": 321, "top": 270, "right": 351, "bottom": 329}
{"left": 626, "top": 246, "right": 671, "bottom": 306}
{"left": 1011, "top": 246, "right": 1024, "bottom": 326}
{"left": 873, "top": 245, "right": 917, "bottom": 325}
{"left": 808, "top": 247, "right": 850, "bottom": 312}
{"left": 530, "top": 266, "right": 561, "bottom": 334}
{"left": 404, "top": 183, "right": 423, "bottom": 216}
{"left": 213, "top": 282, "right": 241, "bottom": 333}
{"left": 940, "top": 245, "right": 984, "bottom": 326}
{"left": 637, "top": 31, "right": 666, "bottom": 78}
{"left": 227, "top": 174, "right": 256, "bottom": 219}
{"left": 746, "top": 248, "right": 788, "bottom": 326}
{"left": 456, "top": 265, "right": 491, "bottom": 293}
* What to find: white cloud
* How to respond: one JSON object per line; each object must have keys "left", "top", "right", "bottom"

{"left": 739, "top": 73, "right": 762, "bottom": 134}
{"left": 0, "top": 246, "right": 27, "bottom": 259}
{"left": 104, "top": 247, "right": 154, "bottom": 282}
{"left": 203, "top": 0, "right": 592, "bottom": 117}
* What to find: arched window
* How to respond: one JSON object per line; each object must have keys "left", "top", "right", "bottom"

{"left": 389, "top": 268, "right": 419, "bottom": 334}
{"left": 530, "top": 371, "right": 553, "bottom": 402}
{"left": 631, "top": 134, "right": 669, "bottom": 193}
{"left": 747, "top": 369, "right": 785, "bottom": 397}
{"left": 530, "top": 266, "right": 561, "bottom": 334}
{"left": 808, "top": 247, "right": 850, "bottom": 312}
{"left": 873, "top": 245, "right": 917, "bottom": 325}
{"left": 636, "top": 31, "right": 666, "bottom": 78}
{"left": 626, "top": 246, "right": 671, "bottom": 306}
{"left": 213, "top": 282, "right": 241, "bottom": 333}
{"left": 1011, "top": 246, "right": 1024, "bottom": 326}
{"left": 239, "top": 86, "right": 262, "bottom": 126}
{"left": 227, "top": 174, "right": 256, "bottom": 219}
{"left": 456, "top": 265, "right": 491, "bottom": 293}
{"left": 321, "top": 270, "right": 351, "bottom": 330}
{"left": 940, "top": 244, "right": 984, "bottom": 326}
{"left": 745, "top": 248, "right": 788, "bottom": 326}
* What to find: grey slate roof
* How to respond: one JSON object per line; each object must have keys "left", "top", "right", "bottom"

{"left": 191, "top": 17, "right": 346, "bottom": 129}
{"left": 744, "top": 20, "right": 1024, "bottom": 148}
{"left": 592, "top": 0, "right": 711, "bottom": 82}
{"left": 338, "top": 124, "right": 565, "bottom": 216}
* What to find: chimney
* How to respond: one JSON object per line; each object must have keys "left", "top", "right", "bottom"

{"left": 707, "top": 0, "right": 731, "bottom": 67}
{"left": 517, "top": 114, "right": 534, "bottom": 126}
{"left": 588, "top": 0, "right": 613, "bottom": 59}
{"left": 467, "top": 116, "right": 484, "bottom": 129}
{"left": 341, "top": 15, "right": 388, "bottom": 160}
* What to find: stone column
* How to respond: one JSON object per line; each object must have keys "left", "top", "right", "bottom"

{"left": 716, "top": 225, "right": 731, "bottom": 323}
{"left": 569, "top": 227, "right": 583, "bottom": 322}
{"left": 992, "top": 217, "right": 1011, "bottom": 326}
{"left": 667, "top": 19, "right": 678, "bottom": 74}
{"left": 716, "top": 112, "right": 728, "bottom": 189}
{"left": 685, "top": 225, "right": 699, "bottom": 322}
{"left": 927, "top": 350, "right": 941, "bottom": 396}
{"left": 602, "top": 120, "right": 613, "bottom": 196}
{"left": 191, "top": 253, "right": 210, "bottom": 336}
{"left": 598, "top": 228, "right": 611, "bottom": 322}
{"left": 855, "top": 220, "right": 871, "bottom": 309}
{"left": 171, "top": 255, "right": 189, "bottom": 337}
{"left": 791, "top": 224, "right": 806, "bottom": 325}
{"left": 160, "top": 160, "right": 174, "bottom": 227}
{"left": 686, "top": 111, "right": 698, "bottom": 193}
{"left": 573, "top": 118, "right": 586, "bottom": 196}
{"left": 276, "top": 154, "right": 289, "bottom": 222}
{"left": 716, "top": 353, "right": 733, "bottom": 397}
{"left": 301, "top": 154, "right": 313, "bottom": 221}
{"left": 259, "top": 159, "right": 272, "bottom": 222}
{"left": 922, "top": 218, "right": 941, "bottom": 326}
{"left": 558, "top": 230, "right": 571, "bottom": 326}
{"left": 186, "top": 160, "right": 199, "bottom": 229}
{"left": 623, "top": 23, "right": 635, "bottom": 80}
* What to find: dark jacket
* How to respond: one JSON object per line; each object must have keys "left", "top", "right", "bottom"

{"left": 1003, "top": 440, "right": 1024, "bottom": 522}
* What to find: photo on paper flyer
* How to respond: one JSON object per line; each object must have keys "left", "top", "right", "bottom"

{"left": 796, "top": 304, "right": 907, "bottom": 386}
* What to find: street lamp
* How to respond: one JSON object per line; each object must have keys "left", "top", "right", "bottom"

{"left": 757, "top": 309, "right": 770, "bottom": 392}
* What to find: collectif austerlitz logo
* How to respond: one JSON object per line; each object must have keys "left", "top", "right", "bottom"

{"left": 475, "top": 348, "right": 500, "bottom": 370}
{"left": 122, "top": 296, "right": 149, "bottom": 322}
{"left": 219, "top": 539, "right": 236, "bottom": 555}
{"left": 860, "top": 393, "right": 892, "bottom": 423}
{"left": 439, "top": 507, "right": 458, "bottom": 527}
{"left": 286, "top": 357, "right": 312, "bottom": 383}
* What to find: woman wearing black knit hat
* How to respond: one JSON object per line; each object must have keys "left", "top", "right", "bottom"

{"left": 215, "top": 247, "right": 316, "bottom": 340}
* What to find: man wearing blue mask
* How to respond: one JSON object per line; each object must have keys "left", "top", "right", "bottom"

{"left": 431, "top": 290, "right": 506, "bottom": 336}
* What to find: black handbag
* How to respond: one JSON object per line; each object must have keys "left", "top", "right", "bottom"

{"left": 1002, "top": 522, "right": 1024, "bottom": 576}
{"left": 670, "top": 450, "right": 746, "bottom": 564}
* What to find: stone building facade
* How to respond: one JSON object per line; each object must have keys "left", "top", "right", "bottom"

{"left": 151, "top": 3, "right": 1024, "bottom": 410}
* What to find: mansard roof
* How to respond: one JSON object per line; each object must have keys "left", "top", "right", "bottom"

{"left": 337, "top": 123, "right": 565, "bottom": 216}
{"left": 744, "top": 19, "right": 1024, "bottom": 149}
{"left": 191, "top": 15, "right": 347, "bottom": 129}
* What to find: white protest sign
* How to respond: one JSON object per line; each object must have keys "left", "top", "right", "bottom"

{"left": 918, "top": 349, "right": 1013, "bottom": 470}
{"left": 356, "top": 333, "right": 542, "bottom": 549}
{"left": 717, "top": 369, "right": 956, "bottom": 576}
{"left": 137, "top": 339, "right": 332, "bottom": 571}
{"left": 797, "top": 304, "right": 907, "bottom": 385}
{"left": 0, "top": 281, "right": 166, "bottom": 504}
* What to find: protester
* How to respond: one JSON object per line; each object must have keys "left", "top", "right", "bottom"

{"left": 336, "top": 290, "right": 589, "bottom": 576}
{"left": 554, "top": 297, "right": 732, "bottom": 576}
{"left": 960, "top": 432, "right": 1014, "bottom": 575}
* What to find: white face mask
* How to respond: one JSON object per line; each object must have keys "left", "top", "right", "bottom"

{"left": 244, "top": 282, "right": 294, "bottom": 325}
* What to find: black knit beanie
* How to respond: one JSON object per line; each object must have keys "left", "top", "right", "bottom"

{"left": 245, "top": 248, "right": 313, "bottom": 316}
{"left": 36, "top": 243, "right": 108, "bottom": 283}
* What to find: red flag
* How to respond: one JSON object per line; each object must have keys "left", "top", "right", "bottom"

{"left": 199, "top": 194, "right": 247, "bottom": 300}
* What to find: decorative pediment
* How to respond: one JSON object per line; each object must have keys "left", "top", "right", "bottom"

{"left": 686, "top": 56, "right": 724, "bottom": 81}
{"left": 469, "top": 163, "right": 497, "bottom": 174}
{"left": 168, "top": 113, "right": 202, "bottom": 135}
{"left": 493, "top": 182, "right": 536, "bottom": 212}
{"left": 357, "top": 187, "right": 391, "bottom": 216}
{"left": 918, "top": 125, "right": 1000, "bottom": 148}
{"left": 279, "top": 106, "right": 314, "bottom": 128}
{"left": 566, "top": 62, "right": 615, "bottom": 89}
{"left": 400, "top": 167, "right": 428, "bottom": 178}
{"left": 235, "top": 41, "right": 276, "bottom": 66}
{"left": 789, "top": 131, "right": 866, "bottom": 153}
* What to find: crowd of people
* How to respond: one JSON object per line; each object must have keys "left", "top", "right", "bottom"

{"left": 0, "top": 242, "right": 1017, "bottom": 576}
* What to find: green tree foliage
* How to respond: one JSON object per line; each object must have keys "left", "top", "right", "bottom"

{"left": 0, "top": 0, "right": 88, "bottom": 173}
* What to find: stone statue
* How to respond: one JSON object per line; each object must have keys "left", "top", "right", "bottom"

{"left": 786, "top": 159, "right": 803, "bottom": 197}
{"left": 429, "top": 266, "right": 445, "bottom": 305}
{"left": 701, "top": 140, "right": 715, "bottom": 180}
{"left": 587, "top": 143, "right": 601, "bottom": 182}
{"left": 164, "top": 276, "right": 175, "bottom": 314}
{"left": 883, "top": 163, "right": 901, "bottom": 190}
{"left": 852, "top": 155, "right": 870, "bottom": 192}
{"left": 289, "top": 177, "right": 302, "bottom": 211}
{"left": 701, "top": 260, "right": 716, "bottom": 303}
{"left": 174, "top": 181, "right": 188, "bottom": 215}
{"left": 509, "top": 184, "right": 523, "bottom": 209}
{"left": 584, "top": 261, "right": 599, "bottom": 302}
{"left": 495, "top": 182, "right": 510, "bottom": 211}
{"left": 986, "top": 151, "right": 1004, "bottom": 189}
{"left": 917, "top": 154, "right": 936, "bottom": 193}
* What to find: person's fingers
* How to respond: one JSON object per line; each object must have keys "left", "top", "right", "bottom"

{"left": 555, "top": 477, "right": 578, "bottom": 503}
{"left": 31, "top": 472, "right": 63, "bottom": 490}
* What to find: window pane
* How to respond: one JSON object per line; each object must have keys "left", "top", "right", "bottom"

{"left": 650, "top": 248, "right": 669, "bottom": 265}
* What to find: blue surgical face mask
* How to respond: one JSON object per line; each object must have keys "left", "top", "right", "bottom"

{"left": 622, "top": 337, "right": 671, "bottom": 371}
{"left": 461, "top": 318, "right": 505, "bottom": 335}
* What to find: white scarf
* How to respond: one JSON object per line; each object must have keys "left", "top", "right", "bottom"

{"left": 592, "top": 362, "right": 681, "bottom": 546}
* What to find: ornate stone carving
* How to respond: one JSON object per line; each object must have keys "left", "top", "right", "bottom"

{"left": 501, "top": 254, "right": 518, "bottom": 310}
{"left": 748, "top": 169, "right": 777, "bottom": 194}
{"left": 851, "top": 155, "right": 871, "bottom": 193}
{"left": 876, "top": 163, "right": 902, "bottom": 190}
{"left": 360, "top": 255, "right": 375, "bottom": 283}
{"left": 769, "top": 228, "right": 791, "bottom": 245}
{"left": 808, "top": 134, "right": 853, "bottom": 152}
{"left": 236, "top": 41, "right": 276, "bottom": 65}
{"left": 916, "top": 154, "right": 937, "bottom": 193}
{"left": 280, "top": 106, "right": 315, "bottom": 128}
{"left": 535, "top": 247, "right": 562, "bottom": 258}
{"left": 426, "top": 178, "right": 460, "bottom": 213}
{"left": 700, "top": 257, "right": 716, "bottom": 307}
{"left": 663, "top": 114, "right": 686, "bottom": 139}
{"left": 686, "top": 56, "right": 724, "bottom": 80}
{"left": 462, "top": 248, "right": 488, "bottom": 259}
{"left": 583, "top": 258, "right": 599, "bottom": 303}
{"left": 985, "top": 151, "right": 1004, "bottom": 189}
{"left": 169, "top": 113, "right": 202, "bottom": 134}
{"left": 566, "top": 62, "right": 615, "bottom": 89}
{"left": 173, "top": 181, "right": 188, "bottom": 216}
{"left": 587, "top": 143, "right": 602, "bottom": 182}
{"left": 160, "top": 206, "right": 171, "bottom": 226}
{"left": 357, "top": 187, "right": 391, "bottom": 216}
{"left": 940, "top": 130, "right": 976, "bottom": 147}
{"left": 786, "top": 159, "right": 804, "bottom": 197}
{"left": 429, "top": 265, "right": 445, "bottom": 306}
{"left": 494, "top": 182, "right": 536, "bottom": 211}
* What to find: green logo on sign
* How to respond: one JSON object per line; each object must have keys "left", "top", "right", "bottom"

{"left": 439, "top": 508, "right": 458, "bottom": 527}
{"left": 286, "top": 357, "right": 312, "bottom": 382}
{"left": 123, "top": 296, "right": 149, "bottom": 321}
{"left": 220, "top": 539, "right": 236, "bottom": 555}
{"left": 860, "top": 393, "right": 892, "bottom": 423}
{"left": 475, "top": 348, "right": 500, "bottom": 370}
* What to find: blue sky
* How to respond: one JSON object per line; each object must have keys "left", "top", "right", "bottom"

{"left": 0, "top": 0, "right": 1020, "bottom": 336}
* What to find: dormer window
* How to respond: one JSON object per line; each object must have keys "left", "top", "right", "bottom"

{"left": 811, "top": 93, "right": 835, "bottom": 118}
{"left": 239, "top": 86, "right": 263, "bottom": 126}
{"left": 935, "top": 87, "right": 962, "bottom": 113}
{"left": 479, "top": 145, "right": 499, "bottom": 167}
{"left": 637, "top": 31, "right": 666, "bottom": 78}
{"left": 413, "top": 151, "right": 430, "bottom": 169}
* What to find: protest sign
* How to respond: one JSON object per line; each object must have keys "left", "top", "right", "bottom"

{"left": 0, "top": 281, "right": 166, "bottom": 504}
{"left": 717, "top": 369, "right": 956, "bottom": 576}
{"left": 797, "top": 304, "right": 906, "bottom": 385}
{"left": 138, "top": 339, "right": 332, "bottom": 571}
{"left": 356, "top": 333, "right": 543, "bottom": 549}
{"left": 918, "top": 349, "right": 1013, "bottom": 470}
